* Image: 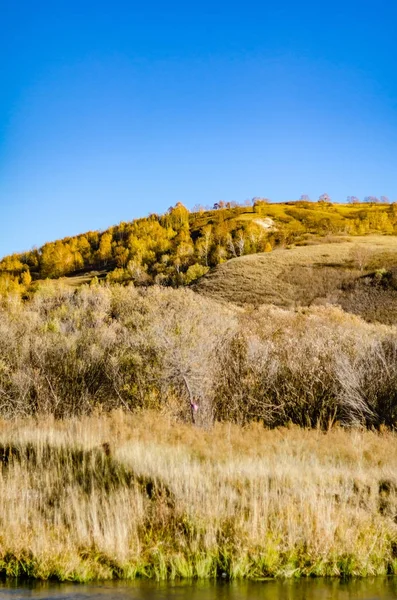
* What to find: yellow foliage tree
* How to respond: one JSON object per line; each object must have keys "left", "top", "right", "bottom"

{"left": 97, "top": 233, "right": 113, "bottom": 265}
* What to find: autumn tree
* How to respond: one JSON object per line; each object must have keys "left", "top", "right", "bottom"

{"left": 211, "top": 244, "right": 227, "bottom": 265}
{"left": 20, "top": 270, "right": 32, "bottom": 287}
{"left": 235, "top": 231, "right": 246, "bottom": 256}
{"left": 253, "top": 199, "right": 271, "bottom": 215}
{"left": 213, "top": 201, "right": 226, "bottom": 210}
{"left": 40, "top": 241, "right": 76, "bottom": 278}
{"left": 185, "top": 263, "right": 209, "bottom": 284}
{"left": 318, "top": 193, "right": 331, "bottom": 203}
{"left": 76, "top": 235, "right": 92, "bottom": 263}
{"left": 173, "top": 226, "right": 194, "bottom": 269}
{"left": 244, "top": 222, "right": 265, "bottom": 253}
{"left": 97, "top": 233, "right": 113, "bottom": 265}
{"left": 226, "top": 234, "right": 237, "bottom": 258}
{"left": 114, "top": 245, "right": 129, "bottom": 268}
{"left": 196, "top": 225, "right": 212, "bottom": 267}
{"left": 166, "top": 203, "right": 189, "bottom": 230}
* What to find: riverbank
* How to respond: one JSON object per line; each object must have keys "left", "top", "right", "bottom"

{"left": 0, "top": 411, "right": 396, "bottom": 581}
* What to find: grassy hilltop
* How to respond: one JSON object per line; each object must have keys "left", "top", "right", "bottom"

{"left": 1, "top": 200, "right": 397, "bottom": 581}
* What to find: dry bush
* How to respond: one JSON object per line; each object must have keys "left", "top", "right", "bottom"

{"left": 338, "top": 338, "right": 397, "bottom": 428}
{"left": 337, "top": 276, "right": 397, "bottom": 325}
{"left": 213, "top": 326, "right": 341, "bottom": 427}
{"left": 108, "top": 285, "right": 237, "bottom": 424}
{"left": 348, "top": 245, "right": 374, "bottom": 272}
{"left": 0, "top": 283, "right": 397, "bottom": 429}
{"left": 0, "top": 285, "right": 119, "bottom": 417}
{"left": 0, "top": 285, "right": 236, "bottom": 422}
{"left": 214, "top": 306, "right": 394, "bottom": 428}
{"left": 280, "top": 264, "right": 355, "bottom": 306}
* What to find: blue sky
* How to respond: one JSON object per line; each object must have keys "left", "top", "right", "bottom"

{"left": 1, "top": 0, "right": 397, "bottom": 256}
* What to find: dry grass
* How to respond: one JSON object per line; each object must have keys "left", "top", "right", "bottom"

{"left": 194, "top": 235, "right": 397, "bottom": 319}
{"left": 60, "top": 270, "right": 108, "bottom": 288}
{"left": 1, "top": 412, "right": 397, "bottom": 581}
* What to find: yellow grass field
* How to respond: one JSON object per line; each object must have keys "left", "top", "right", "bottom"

{"left": 194, "top": 235, "right": 397, "bottom": 317}
{"left": 1, "top": 411, "right": 397, "bottom": 581}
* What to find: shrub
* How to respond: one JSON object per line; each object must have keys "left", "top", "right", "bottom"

{"left": 0, "top": 284, "right": 396, "bottom": 429}
{"left": 338, "top": 338, "right": 397, "bottom": 428}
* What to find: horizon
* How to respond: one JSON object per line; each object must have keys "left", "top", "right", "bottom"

{"left": 2, "top": 1, "right": 397, "bottom": 256}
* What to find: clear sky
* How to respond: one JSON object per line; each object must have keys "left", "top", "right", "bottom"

{"left": 1, "top": 0, "right": 397, "bottom": 256}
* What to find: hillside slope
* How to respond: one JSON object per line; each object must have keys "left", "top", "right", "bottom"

{"left": 194, "top": 235, "right": 397, "bottom": 323}
{"left": 2, "top": 200, "right": 397, "bottom": 297}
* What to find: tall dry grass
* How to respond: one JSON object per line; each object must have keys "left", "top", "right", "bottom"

{"left": 0, "top": 411, "right": 397, "bottom": 580}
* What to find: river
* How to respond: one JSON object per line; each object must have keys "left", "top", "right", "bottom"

{"left": 0, "top": 579, "right": 397, "bottom": 599}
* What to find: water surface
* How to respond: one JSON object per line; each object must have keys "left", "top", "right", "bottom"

{"left": 1, "top": 579, "right": 397, "bottom": 600}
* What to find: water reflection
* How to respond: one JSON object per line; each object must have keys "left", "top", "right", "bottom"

{"left": 0, "top": 578, "right": 396, "bottom": 599}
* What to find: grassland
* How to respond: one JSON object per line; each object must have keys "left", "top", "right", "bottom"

{"left": 1, "top": 411, "right": 397, "bottom": 581}
{"left": 194, "top": 235, "right": 397, "bottom": 323}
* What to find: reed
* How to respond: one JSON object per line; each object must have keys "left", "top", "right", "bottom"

{"left": 0, "top": 411, "right": 396, "bottom": 581}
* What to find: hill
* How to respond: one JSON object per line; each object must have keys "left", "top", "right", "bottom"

{"left": 2, "top": 199, "right": 397, "bottom": 298}
{"left": 194, "top": 235, "right": 397, "bottom": 324}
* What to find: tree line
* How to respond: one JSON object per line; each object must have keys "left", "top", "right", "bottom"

{"left": 2, "top": 199, "right": 397, "bottom": 296}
